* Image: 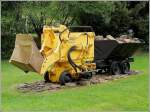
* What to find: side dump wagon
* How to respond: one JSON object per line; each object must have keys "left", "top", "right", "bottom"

{"left": 94, "top": 39, "right": 144, "bottom": 75}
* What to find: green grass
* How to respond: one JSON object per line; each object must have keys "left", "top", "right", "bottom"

{"left": 1, "top": 53, "right": 149, "bottom": 112}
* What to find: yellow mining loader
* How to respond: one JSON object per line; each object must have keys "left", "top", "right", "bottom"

{"left": 10, "top": 25, "right": 96, "bottom": 85}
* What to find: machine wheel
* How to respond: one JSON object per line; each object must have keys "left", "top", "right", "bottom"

{"left": 121, "top": 62, "right": 130, "bottom": 74}
{"left": 44, "top": 72, "right": 50, "bottom": 82}
{"left": 110, "top": 61, "right": 121, "bottom": 75}
{"left": 59, "top": 71, "right": 72, "bottom": 85}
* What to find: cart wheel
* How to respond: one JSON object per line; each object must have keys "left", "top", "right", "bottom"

{"left": 121, "top": 62, "right": 130, "bottom": 74}
{"left": 59, "top": 71, "right": 72, "bottom": 85}
{"left": 44, "top": 72, "right": 50, "bottom": 82}
{"left": 110, "top": 61, "right": 121, "bottom": 75}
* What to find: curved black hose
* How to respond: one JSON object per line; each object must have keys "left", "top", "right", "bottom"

{"left": 67, "top": 33, "right": 89, "bottom": 73}
{"left": 67, "top": 46, "right": 77, "bottom": 72}
{"left": 67, "top": 46, "right": 84, "bottom": 73}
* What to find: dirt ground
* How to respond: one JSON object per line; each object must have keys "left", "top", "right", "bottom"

{"left": 17, "top": 70, "right": 142, "bottom": 93}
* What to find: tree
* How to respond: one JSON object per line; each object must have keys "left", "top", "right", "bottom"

{"left": 1, "top": 1, "right": 149, "bottom": 59}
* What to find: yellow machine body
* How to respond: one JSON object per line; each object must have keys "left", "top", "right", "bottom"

{"left": 10, "top": 25, "right": 96, "bottom": 83}
{"left": 40, "top": 25, "right": 96, "bottom": 82}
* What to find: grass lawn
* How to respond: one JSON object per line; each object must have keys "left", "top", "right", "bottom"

{"left": 1, "top": 53, "right": 149, "bottom": 112}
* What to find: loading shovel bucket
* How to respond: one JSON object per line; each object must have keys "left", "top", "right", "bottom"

{"left": 9, "top": 34, "right": 44, "bottom": 74}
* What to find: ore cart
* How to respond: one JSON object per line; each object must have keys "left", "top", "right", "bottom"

{"left": 94, "top": 40, "right": 144, "bottom": 75}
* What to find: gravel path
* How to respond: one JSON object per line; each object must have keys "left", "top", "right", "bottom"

{"left": 16, "top": 70, "right": 142, "bottom": 93}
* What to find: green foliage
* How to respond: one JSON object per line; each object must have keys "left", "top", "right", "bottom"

{"left": 1, "top": 34, "right": 15, "bottom": 59}
{"left": 1, "top": 1, "right": 149, "bottom": 59}
{"left": 111, "top": 2, "right": 149, "bottom": 42}
{"left": 109, "top": 2, "right": 131, "bottom": 35}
